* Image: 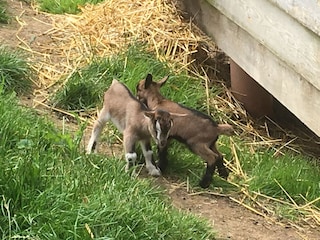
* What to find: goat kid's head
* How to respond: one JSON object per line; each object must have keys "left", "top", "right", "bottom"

{"left": 136, "top": 73, "right": 168, "bottom": 106}
{"left": 144, "top": 109, "right": 173, "bottom": 149}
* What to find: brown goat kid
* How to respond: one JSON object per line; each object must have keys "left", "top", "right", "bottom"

{"left": 87, "top": 79, "right": 174, "bottom": 176}
{"left": 136, "top": 74, "right": 234, "bottom": 188}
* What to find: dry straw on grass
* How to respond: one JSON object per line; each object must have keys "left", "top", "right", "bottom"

{"left": 24, "top": 0, "right": 208, "bottom": 89}
{"left": 16, "top": 0, "right": 319, "bottom": 233}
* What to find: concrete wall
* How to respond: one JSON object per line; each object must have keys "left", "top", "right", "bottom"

{"left": 180, "top": 0, "right": 320, "bottom": 137}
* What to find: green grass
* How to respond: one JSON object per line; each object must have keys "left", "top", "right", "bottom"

{"left": 36, "top": 0, "right": 105, "bottom": 14}
{"left": 52, "top": 45, "right": 204, "bottom": 111}
{"left": 0, "top": 0, "right": 9, "bottom": 24}
{"left": 0, "top": 91, "right": 215, "bottom": 239}
{"left": 238, "top": 144, "right": 320, "bottom": 206}
{"left": 0, "top": 46, "right": 33, "bottom": 94}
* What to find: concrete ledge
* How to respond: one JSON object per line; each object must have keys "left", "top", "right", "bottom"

{"left": 181, "top": 0, "right": 320, "bottom": 136}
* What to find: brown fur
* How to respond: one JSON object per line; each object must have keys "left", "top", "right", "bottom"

{"left": 136, "top": 74, "right": 235, "bottom": 188}
{"left": 87, "top": 79, "right": 174, "bottom": 176}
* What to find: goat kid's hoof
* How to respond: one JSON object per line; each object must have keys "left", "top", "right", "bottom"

{"left": 157, "top": 160, "right": 168, "bottom": 172}
{"left": 218, "top": 168, "right": 229, "bottom": 179}
{"left": 199, "top": 178, "right": 212, "bottom": 189}
{"left": 148, "top": 168, "right": 161, "bottom": 177}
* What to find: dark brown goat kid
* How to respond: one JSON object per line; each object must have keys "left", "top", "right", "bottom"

{"left": 136, "top": 74, "right": 234, "bottom": 188}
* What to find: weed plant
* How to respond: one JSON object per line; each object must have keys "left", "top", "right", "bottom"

{"left": 36, "top": 0, "right": 105, "bottom": 14}
{"left": 0, "top": 91, "right": 214, "bottom": 239}
{"left": 0, "top": 46, "right": 32, "bottom": 94}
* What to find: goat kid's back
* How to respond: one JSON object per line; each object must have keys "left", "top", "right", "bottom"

{"left": 102, "top": 79, "right": 148, "bottom": 134}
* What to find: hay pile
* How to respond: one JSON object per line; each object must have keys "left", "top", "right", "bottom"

{"left": 16, "top": 0, "right": 319, "bottom": 233}
{"left": 24, "top": 0, "right": 212, "bottom": 90}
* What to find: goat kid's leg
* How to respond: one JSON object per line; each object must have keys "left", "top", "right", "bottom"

{"left": 123, "top": 132, "right": 138, "bottom": 173}
{"left": 200, "top": 162, "right": 216, "bottom": 189}
{"left": 215, "top": 155, "right": 229, "bottom": 179}
{"left": 211, "top": 145, "right": 229, "bottom": 179}
{"left": 125, "top": 152, "right": 137, "bottom": 173}
{"left": 140, "top": 140, "right": 161, "bottom": 177}
{"left": 192, "top": 144, "right": 219, "bottom": 188}
{"left": 86, "top": 108, "right": 109, "bottom": 154}
{"left": 157, "top": 144, "right": 169, "bottom": 172}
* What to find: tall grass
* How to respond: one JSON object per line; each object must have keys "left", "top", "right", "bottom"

{"left": 0, "top": 46, "right": 33, "bottom": 94}
{"left": 0, "top": 91, "right": 215, "bottom": 239}
{"left": 36, "top": 0, "right": 105, "bottom": 14}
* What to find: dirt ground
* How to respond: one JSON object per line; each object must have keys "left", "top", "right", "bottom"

{"left": 1, "top": 1, "right": 319, "bottom": 239}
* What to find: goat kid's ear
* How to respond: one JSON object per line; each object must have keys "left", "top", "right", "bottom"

{"left": 145, "top": 74, "right": 153, "bottom": 89}
{"left": 158, "top": 76, "right": 169, "bottom": 87}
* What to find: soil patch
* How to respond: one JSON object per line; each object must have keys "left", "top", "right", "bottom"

{"left": 158, "top": 177, "right": 320, "bottom": 240}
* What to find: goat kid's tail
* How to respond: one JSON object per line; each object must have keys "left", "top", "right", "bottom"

{"left": 217, "top": 124, "right": 234, "bottom": 136}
